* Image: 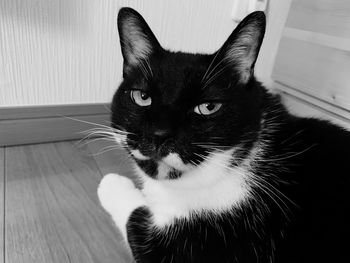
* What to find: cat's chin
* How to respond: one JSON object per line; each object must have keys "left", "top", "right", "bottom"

{"left": 130, "top": 149, "right": 150, "bottom": 161}
{"left": 130, "top": 149, "right": 192, "bottom": 171}
{"left": 161, "top": 152, "right": 194, "bottom": 172}
{"left": 130, "top": 149, "right": 195, "bottom": 179}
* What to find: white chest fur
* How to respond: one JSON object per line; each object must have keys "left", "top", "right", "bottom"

{"left": 99, "top": 149, "right": 254, "bottom": 240}
{"left": 137, "top": 150, "right": 252, "bottom": 227}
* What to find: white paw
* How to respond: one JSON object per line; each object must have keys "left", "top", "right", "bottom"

{"left": 98, "top": 173, "right": 146, "bottom": 239}
{"left": 98, "top": 173, "right": 137, "bottom": 212}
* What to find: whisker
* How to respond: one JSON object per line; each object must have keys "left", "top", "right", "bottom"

{"left": 103, "top": 104, "right": 112, "bottom": 113}
{"left": 202, "top": 63, "right": 231, "bottom": 90}
{"left": 145, "top": 58, "right": 154, "bottom": 78}
{"left": 192, "top": 143, "right": 232, "bottom": 149}
{"left": 76, "top": 137, "right": 119, "bottom": 147}
{"left": 255, "top": 176, "right": 299, "bottom": 209}
{"left": 257, "top": 144, "right": 317, "bottom": 163}
{"left": 77, "top": 132, "right": 122, "bottom": 146}
{"left": 92, "top": 147, "right": 123, "bottom": 156}
{"left": 82, "top": 130, "right": 128, "bottom": 137}
{"left": 75, "top": 130, "right": 115, "bottom": 146}
{"left": 193, "top": 149, "right": 295, "bottom": 220}
{"left": 201, "top": 46, "right": 224, "bottom": 83}
{"left": 59, "top": 115, "right": 113, "bottom": 129}
{"left": 192, "top": 152, "right": 236, "bottom": 171}
{"left": 250, "top": 180, "right": 291, "bottom": 220}
{"left": 97, "top": 144, "right": 123, "bottom": 152}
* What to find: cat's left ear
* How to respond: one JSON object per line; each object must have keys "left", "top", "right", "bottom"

{"left": 219, "top": 11, "right": 266, "bottom": 84}
{"left": 117, "top": 8, "right": 162, "bottom": 74}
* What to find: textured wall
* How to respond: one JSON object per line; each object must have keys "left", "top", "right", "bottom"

{"left": 0, "top": 0, "right": 283, "bottom": 107}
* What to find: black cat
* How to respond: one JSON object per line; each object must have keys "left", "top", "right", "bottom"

{"left": 98, "top": 7, "right": 350, "bottom": 263}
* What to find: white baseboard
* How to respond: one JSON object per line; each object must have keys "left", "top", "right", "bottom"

{"left": 0, "top": 104, "right": 111, "bottom": 146}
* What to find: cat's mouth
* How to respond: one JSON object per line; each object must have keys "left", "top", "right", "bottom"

{"left": 130, "top": 149, "right": 192, "bottom": 171}
{"left": 161, "top": 153, "right": 194, "bottom": 172}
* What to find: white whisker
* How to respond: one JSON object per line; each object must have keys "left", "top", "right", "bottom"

{"left": 59, "top": 115, "right": 112, "bottom": 130}
{"left": 76, "top": 137, "right": 118, "bottom": 147}
{"left": 201, "top": 46, "right": 224, "bottom": 83}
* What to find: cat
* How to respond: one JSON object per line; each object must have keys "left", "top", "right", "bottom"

{"left": 98, "top": 7, "right": 350, "bottom": 263}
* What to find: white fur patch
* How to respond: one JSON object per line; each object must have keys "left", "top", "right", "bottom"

{"left": 141, "top": 149, "right": 251, "bottom": 227}
{"left": 98, "top": 173, "right": 146, "bottom": 239}
{"left": 162, "top": 153, "right": 194, "bottom": 172}
{"left": 156, "top": 161, "right": 172, "bottom": 180}
{"left": 130, "top": 149, "right": 150, "bottom": 160}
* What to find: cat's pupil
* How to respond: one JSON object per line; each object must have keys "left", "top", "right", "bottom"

{"left": 141, "top": 92, "right": 149, "bottom": 100}
{"left": 206, "top": 103, "right": 215, "bottom": 111}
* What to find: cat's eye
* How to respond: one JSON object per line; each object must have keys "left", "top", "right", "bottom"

{"left": 130, "top": 90, "right": 152, "bottom": 106}
{"left": 194, "top": 102, "right": 222, "bottom": 115}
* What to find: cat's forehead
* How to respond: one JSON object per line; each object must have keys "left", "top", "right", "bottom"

{"left": 150, "top": 52, "right": 211, "bottom": 103}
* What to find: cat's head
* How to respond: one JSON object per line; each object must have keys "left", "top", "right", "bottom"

{"left": 111, "top": 7, "right": 266, "bottom": 179}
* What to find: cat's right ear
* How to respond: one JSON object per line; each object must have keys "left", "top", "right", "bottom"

{"left": 118, "top": 8, "right": 161, "bottom": 75}
{"left": 214, "top": 11, "right": 266, "bottom": 84}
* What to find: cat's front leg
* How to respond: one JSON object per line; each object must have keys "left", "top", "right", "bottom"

{"left": 98, "top": 173, "right": 146, "bottom": 240}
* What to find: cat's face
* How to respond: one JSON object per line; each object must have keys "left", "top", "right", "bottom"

{"left": 111, "top": 8, "right": 266, "bottom": 179}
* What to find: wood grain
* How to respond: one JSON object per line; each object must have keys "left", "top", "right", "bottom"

{"left": 278, "top": 85, "right": 350, "bottom": 130}
{"left": 5, "top": 142, "right": 134, "bottom": 263}
{"left": 283, "top": 27, "right": 350, "bottom": 52}
{"left": 273, "top": 37, "right": 350, "bottom": 113}
{"left": 0, "top": 148, "right": 4, "bottom": 263}
{"left": 272, "top": 0, "right": 350, "bottom": 126}
{"left": 286, "top": 0, "right": 350, "bottom": 39}
{"left": 275, "top": 82, "right": 350, "bottom": 122}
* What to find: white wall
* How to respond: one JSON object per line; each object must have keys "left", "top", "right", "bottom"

{"left": 0, "top": 0, "right": 288, "bottom": 107}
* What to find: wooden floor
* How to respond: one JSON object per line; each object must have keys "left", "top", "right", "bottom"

{"left": 0, "top": 140, "right": 137, "bottom": 263}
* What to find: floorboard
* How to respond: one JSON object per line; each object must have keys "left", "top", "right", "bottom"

{"left": 0, "top": 148, "right": 4, "bottom": 263}
{"left": 5, "top": 142, "right": 133, "bottom": 263}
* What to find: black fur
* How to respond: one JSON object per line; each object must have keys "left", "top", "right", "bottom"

{"left": 110, "top": 7, "right": 350, "bottom": 262}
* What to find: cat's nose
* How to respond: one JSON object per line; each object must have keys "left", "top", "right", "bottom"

{"left": 152, "top": 128, "right": 173, "bottom": 146}
{"left": 153, "top": 129, "right": 169, "bottom": 137}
